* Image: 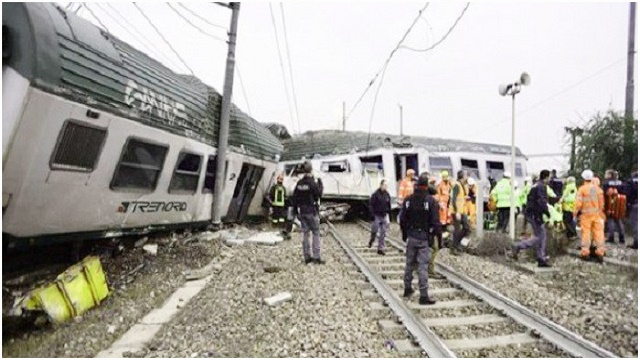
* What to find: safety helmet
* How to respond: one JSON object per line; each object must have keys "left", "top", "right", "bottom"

{"left": 407, "top": 169, "right": 416, "bottom": 176}
{"left": 503, "top": 171, "right": 511, "bottom": 178}
{"left": 277, "top": 174, "right": 284, "bottom": 182}
{"left": 440, "top": 170, "right": 449, "bottom": 179}
{"left": 566, "top": 176, "right": 576, "bottom": 183}
{"left": 581, "top": 169, "right": 594, "bottom": 181}
{"left": 514, "top": 180, "right": 519, "bottom": 188}
{"left": 467, "top": 177, "right": 476, "bottom": 186}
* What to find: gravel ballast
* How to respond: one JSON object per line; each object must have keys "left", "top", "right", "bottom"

{"left": 135, "top": 228, "right": 407, "bottom": 358}
{"left": 2, "top": 232, "right": 222, "bottom": 358}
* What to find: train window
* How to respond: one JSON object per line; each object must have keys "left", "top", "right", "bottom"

{"left": 111, "top": 138, "right": 168, "bottom": 191}
{"left": 486, "top": 161, "right": 505, "bottom": 180}
{"left": 461, "top": 158, "right": 480, "bottom": 179}
{"left": 429, "top": 156, "right": 453, "bottom": 174}
{"left": 203, "top": 156, "right": 229, "bottom": 193}
{"left": 321, "top": 160, "right": 350, "bottom": 173}
{"left": 515, "top": 163, "right": 524, "bottom": 177}
{"left": 360, "top": 155, "right": 384, "bottom": 175}
{"left": 50, "top": 121, "right": 107, "bottom": 172}
{"left": 169, "top": 152, "right": 203, "bottom": 194}
{"left": 285, "top": 163, "right": 304, "bottom": 176}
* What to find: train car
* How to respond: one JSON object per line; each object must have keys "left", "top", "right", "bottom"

{"left": 2, "top": 3, "right": 283, "bottom": 248}
{"left": 278, "top": 130, "right": 528, "bottom": 208}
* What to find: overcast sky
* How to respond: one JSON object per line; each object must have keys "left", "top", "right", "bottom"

{"left": 69, "top": 2, "right": 634, "bottom": 159}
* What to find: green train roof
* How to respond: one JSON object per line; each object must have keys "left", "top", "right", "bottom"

{"left": 281, "top": 130, "right": 526, "bottom": 161}
{"left": 2, "top": 3, "right": 282, "bottom": 159}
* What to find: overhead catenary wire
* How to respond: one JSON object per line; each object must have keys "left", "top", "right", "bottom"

{"left": 269, "top": 3, "right": 297, "bottom": 135}
{"left": 166, "top": 3, "right": 226, "bottom": 42}
{"left": 400, "top": 3, "right": 470, "bottom": 52}
{"left": 81, "top": 3, "right": 110, "bottom": 32}
{"left": 132, "top": 2, "right": 195, "bottom": 76}
{"left": 235, "top": 64, "right": 252, "bottom": 116}
{"left": 279, "top": 3, "right": 303, "bottom": 139}
{"left": 92, "top": 3, "right": 184, "bottom": 71}
{"left": 346, "top": 2, "right": 430, "bottom": 122}
{"left": 178, "top": 3, "right": 228, "bottom": 32}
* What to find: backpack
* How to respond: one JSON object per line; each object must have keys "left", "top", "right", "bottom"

{"left": 403, "top": 193, "right": 431, "bottom": 232}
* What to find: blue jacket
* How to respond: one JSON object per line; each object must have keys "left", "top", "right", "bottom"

{"left": 369, "top": 188, "right": 391, "bottom": 217}
{"left": 626, "top": 175, "right": 638, "bottom": 207}
{"left": 525, "top": 180, "right": 549, "bottom": 223}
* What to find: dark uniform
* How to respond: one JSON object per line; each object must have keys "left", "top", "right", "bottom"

{"left": 292, "top": 168, "right": 324, "bottom": 264}
{"left": 626, "top": 172, "right": 638, "bottom": 249}
{"left": 400, "top": 178, "right": 439, "bottom": 305}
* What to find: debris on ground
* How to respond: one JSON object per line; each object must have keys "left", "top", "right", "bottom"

{"left": 134, "top": 237, "right": 149, "bottom": 248}
{"left": 10, "top": 256, "right": 110, "bottom": 324}
{"left": 263, "top": 292, "right": 293, "bottom": 306}
{"left": 143, "top": 244, "right": 158, "bottom": 256}
{"left": 184, "top": 263, "right": 223, "bottom": 281}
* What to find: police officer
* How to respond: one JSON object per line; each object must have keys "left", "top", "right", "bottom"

{"left": 292, "top": 162, "right": 324, "bottom": 264}
{"left": 369, "top": 179, "right": 391, "bottom": 255}
{"left": 400, "top": 173, "right": 439, "bottom": 305}
{"left": 267, "top": 174, "right": 290, "bottom": 239}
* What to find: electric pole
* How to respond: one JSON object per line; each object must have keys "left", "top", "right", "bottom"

{"left": 398, "top": 103, "right": 403, "bottom": 136}
{"left": 212, "top": 2, "right": 240, "bottom": 226}
{"left": 342, "top": 101, "right": 346, "bottom": 131}
{"left": 565, "top": 126, "right": 583, "bottom": 175}
{"left": 625, "top": 2, "right": 636, "bottom": 120}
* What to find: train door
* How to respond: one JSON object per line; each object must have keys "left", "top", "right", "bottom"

{"left": 226, "top": 163, "right": 264, "bottom": 222}
{"left": 394, "top": 153, "right": 418, "bottom": 181}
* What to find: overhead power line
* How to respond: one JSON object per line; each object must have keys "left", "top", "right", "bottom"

{"left": 177, "top": 3, "right": 228, "bottom": 32}
{"left": 279, "top": 3, "right": 302, "bottom": 138}
{"left": 81, "top": 3, "right": 110, "bottom": 32}
{"left": 132, "top": 2, "right": 195, "bottom": 76}
{"left": 269, "top": 3, "right": 297, "bottom": 134}
{"left": 400, "top": 2, "right": 470, "bottom": 52}
{"left": 346, "top": 2, "right": 430, "bottom": 123}
{"left": 235, "top": 64, "right": 252, "bottom": 116}
{"left": 166, "top": 3, "right": 226, "bottom": 42}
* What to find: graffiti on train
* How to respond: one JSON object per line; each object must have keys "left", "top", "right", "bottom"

{"left": 117, "top": 201, "right": 188, "bottom": 213}
{"left": 125, "top": 79, "right": 187, "bottom": 122}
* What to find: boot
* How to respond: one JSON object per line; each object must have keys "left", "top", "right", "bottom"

{"left": 304, "top": 258, "right": 313, "bottom": 265}
{"left": 368, "top": 233, "right": 376, "bottom": 248}
{"left": 595, "top": 255, "right": 604, "bottom": 264}
{"left": 313, "top": 258, "right": 326, "bottom": 265}
{"left": 403, "top": 288, "right": 414, "bottom": 298}
{"left": 377, "top": 249, "right": 386, "bottom": 256}
{"left": 537, "top": 259, "right": 551, "bottom": 268}
{"left": 419, "top": 296, "right": 436, "bottom": 305}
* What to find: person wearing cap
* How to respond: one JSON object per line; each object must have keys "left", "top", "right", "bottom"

{"left": 603, "top": 170, "right": 627, "bottom": 245}
{"left": 399, "top": 173, "right": 439, "bottom": 305}
{"left": 267, "top": 173, "right": 290, "bottom": 239}
{"left": 560, "top": 176, "right": 578, "bottom": 239}
{"left": 511, "top": 170, "right": 552, "bottom": 267}
{"left": 450, "top": 170, "right": 470, "bottom": 254}
{"left": 397, "top": 169, "right": 416, "bottom": 206}
{"left": 436, "top": 170, "right": 453, "bottom": 226}
{"left": 292, "top": 162, "right": 325, "bottom": 264}
{"left": 574, "top": 169, "right": 606, "bottom": 262}
{"left": 368, "top": 179, "right": 391, "bottom": 255}
{"left": 491, "top": 172, "right": 513, "bottom": 233}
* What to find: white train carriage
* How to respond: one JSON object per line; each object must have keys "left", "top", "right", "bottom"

{"left": 279, "top": 131, "right": 528, "bottom": 207}
{"left": 2, "top": 3, "right": 282, "bottom": 247}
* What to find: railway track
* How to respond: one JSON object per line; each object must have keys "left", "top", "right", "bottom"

{"left": 327, "top": 220, "right": 617, "bottom": 358}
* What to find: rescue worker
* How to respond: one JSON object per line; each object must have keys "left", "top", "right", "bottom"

{"left": 450, "top": 170, "right": 470, "bottom": 255}
{"left": 511, "top": 170, "right": 551, "bottom": 267}
{"left": 292, "top": 162, "right": 324, "bottom": 264}
{"left": 397, "top": 169, "right": 416, "bottom": 206}
{"left": 549, "top": 169, "right": 563, "bottom": 205}
{"left": 626, "top": 171, "right": 638, "bottom": 249}
{"left": 520, "top": 175, "right": 536, "bottom": 236}
{"left": 267, "top": 174, "right": 290, "bottom": 239}
{"left": 603, "top": 170, "right": 627, "bottom": 245}
{"left": 466, "top": 177, "right": 478, "bottom": 228}
{"left": 426, "top": 174, "right": 445, "bottom": 280}
{"left": 400, "top": 173, "right": 439, "bottom": 305}
{"left": 561, "top": 176, "right": 578, "bottom": 239}
{"left": 436, "top": 171, "right": 452, "bottom": 226}
{"left": 574, "top": 169, "right": 606, "bottom": 262}
{"left": 369, "top": 179, "right": 391, "bottom": 255}
{"left": 491, "top": 172, "right": 512, "bottom": 233}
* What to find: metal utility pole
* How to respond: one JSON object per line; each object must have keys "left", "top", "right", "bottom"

{"left": 509, "top": 93, "right": 517, "bottom": 241}
{"left": 342, "top": 101, "right": 346, "bottom": 131}
{"left": 212, "top": 2, "right": 240, "bottom": 226}
{"left": 625, "top": 2, "right": 636, "bottom": 120}
{"left": 565, "top": 126, "right": 583, "bottom": 174}
{"left": 398, "top": 103, "right": 403, "bottom": 136}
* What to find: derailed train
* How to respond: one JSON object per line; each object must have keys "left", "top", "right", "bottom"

{"left": 2, "top": 3, "right": 283, "bottom": 249}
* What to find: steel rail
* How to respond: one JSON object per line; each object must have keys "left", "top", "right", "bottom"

{"left": 355, "top": 220, "right": 618, "bottom": 358}
{"left": 327, "top": 222, "right": 456, "bottom": 358}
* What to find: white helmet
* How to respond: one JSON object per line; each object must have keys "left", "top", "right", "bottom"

{"left": 467, "top": 177, "right": 476, "bottom": 186}
{"left": 503, "top": 171, "right": 511, "bottom": 178}
{"left": 581, "top": 169, "right": 594, "bottom": 181}
{"left": 514, "top": 180, "right": 519, "bottom": 188}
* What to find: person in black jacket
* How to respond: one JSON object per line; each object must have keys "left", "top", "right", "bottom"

{"left": 627, "top": 171, "right": 638, "bottom": 249}
{"left": 399, "top": 173, "right": 439, "bottom": 305}
{"left": 292, "top": 162, "right": 324, "bottom": 264}
{"left": 369, "top": 180, "right": 391, "bottom": 255}
{"left": 511, "top": 170, "right": 551, "bottom": 267}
